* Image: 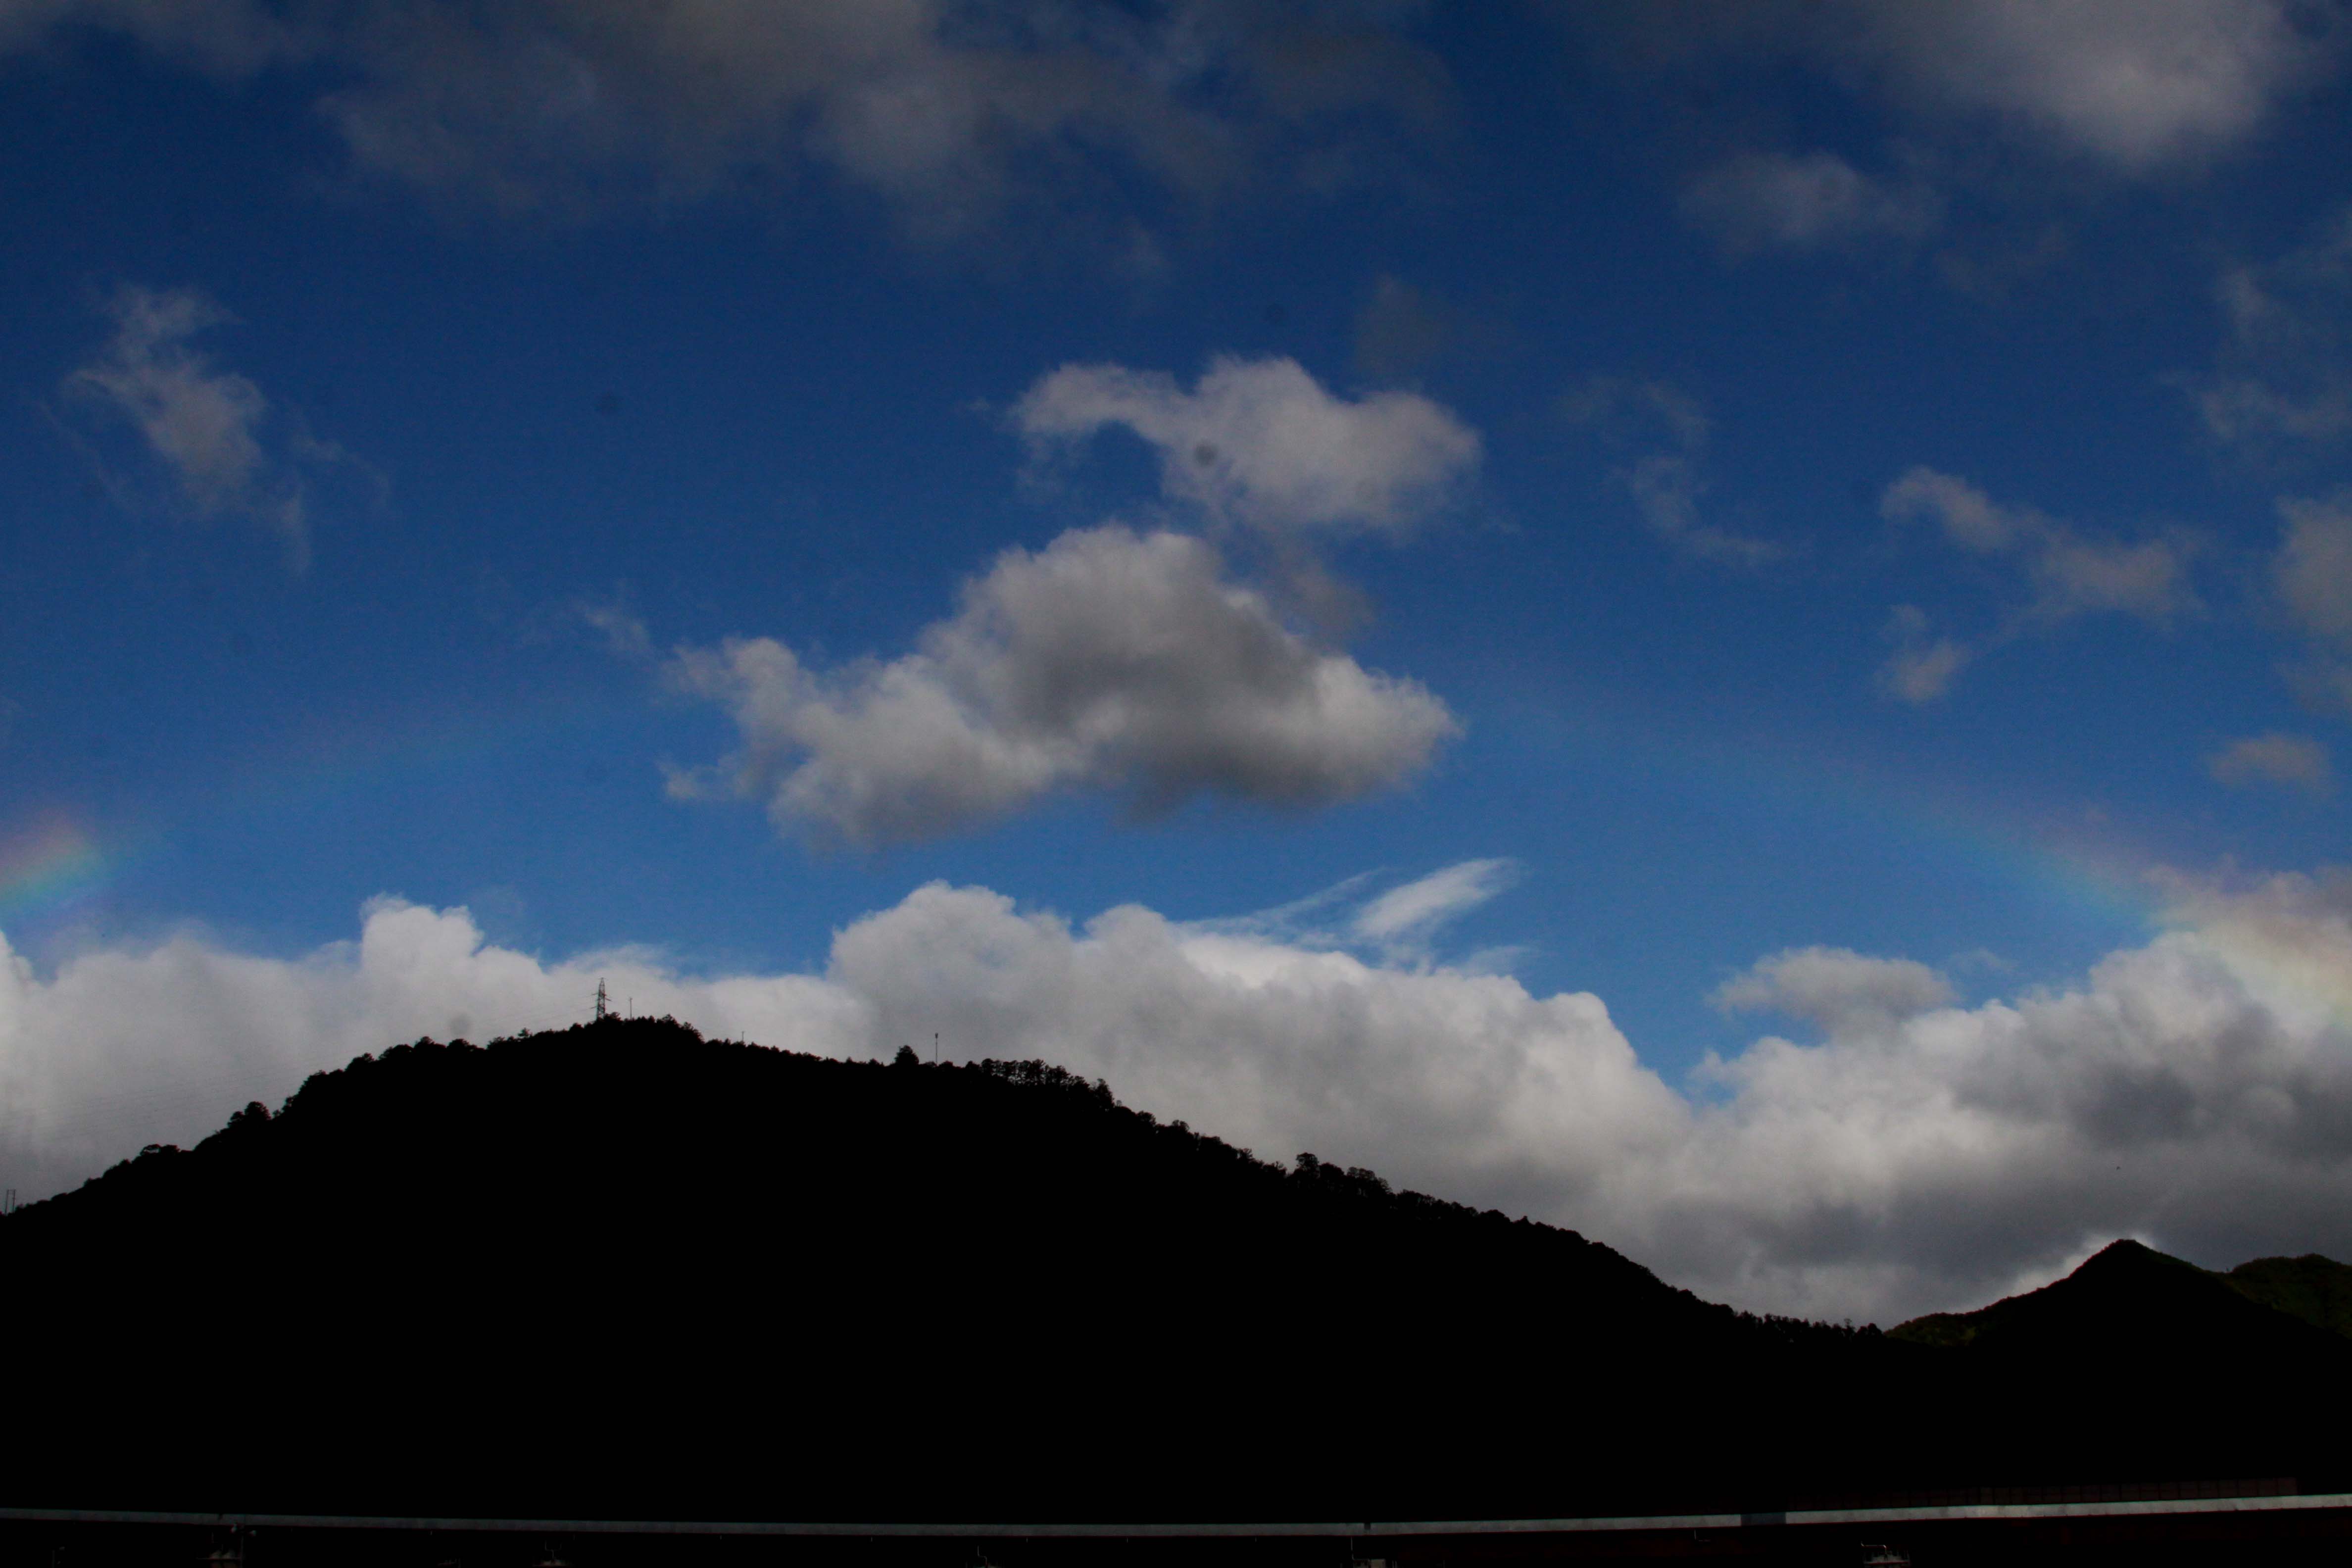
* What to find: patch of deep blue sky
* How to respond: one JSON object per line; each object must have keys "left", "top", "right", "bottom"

{"left": 1, "top": 6, "right": 2347, "bottom": 1079}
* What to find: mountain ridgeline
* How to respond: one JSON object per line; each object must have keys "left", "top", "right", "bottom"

{"left": 4, "top": 1018, "right": 2348, "bottom": 1523}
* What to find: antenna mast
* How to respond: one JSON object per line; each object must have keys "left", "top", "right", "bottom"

{"left": 594, "top": 978, "right": 610, "bottom": 1022}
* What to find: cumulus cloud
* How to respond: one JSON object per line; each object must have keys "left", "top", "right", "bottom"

{"left": 1874, "top": 468, "right": 2199, "bottom": 698}
{"left": 8, "top": 0, "right": 1445, "bottom": 236}
{"left": 1680, "top": 149, "right": 1939, "bottom": 255}
{"left": 666, "top": 525, "right": 1457, "bottom": 846}
{"left": 2195, "top": 210, "right": 2352, "bottom": 448}
{"left": 1715, "top": 946, "right": 1957, "bottom": 1034}
{"left": 659, "top": 356, "right": 1472, "bottom": 845}
{"left": 2208, "top": 732, "right": 2334, "bottom": 794}
{"left": 1561, "top": 376, "right": 1783, "bottom": 566}
{"left": 60, "top": 285, "right": 362, "bottom": 568}
{"left": 1014, "top": 356, "right": 1480, "bottom": 537}
{"left": 10, "top": 864, "right": 2352, "bottom": 1325}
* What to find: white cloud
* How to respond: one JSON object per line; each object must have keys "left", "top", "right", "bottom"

{"left": 10, "top": 865, "right": 2352, "bottom": 1326}
{"left": 1015, "top": 356, "right": 1481, "bottom": 538}
{"left": 1680, "top": 149, "right": 1939, "bottom": 254}
{"left": 667, "top": 525, "right": 1457, "bottom": 846}
{"left": 2195, "top": 211, "right": 2352, "bottom": 448}
{"left": 2208, "top": 732, "right": 2334, "bottom": 795}
{"left": 60, "top": 285, "right": 364, "bottom": 568}
{"left": 1875, "top": 468, "right": 2199, "bottom": 698}
{"left": 1715, "top": 946, "right": 1957, "bottom": 1034}
{"left": 9, "top": 1, "right": 1444, "bottom": 235}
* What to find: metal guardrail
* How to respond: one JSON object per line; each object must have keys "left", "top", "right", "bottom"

{"left": 3, "top": 1490, "right": 2348, "bottom": 1540}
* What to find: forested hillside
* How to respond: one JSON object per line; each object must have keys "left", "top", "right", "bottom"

{"left": 5, "top": 1018, "right": 2345, "bottom": 1522}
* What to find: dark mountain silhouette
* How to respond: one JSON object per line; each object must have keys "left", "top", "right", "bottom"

{"left": 3, "top": 1019, "right": 2347, "bottom": 1524}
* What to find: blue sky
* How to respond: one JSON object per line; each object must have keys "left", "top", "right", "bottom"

{"left": 4, "top": 1, "right": 2352, "bottom": 1321}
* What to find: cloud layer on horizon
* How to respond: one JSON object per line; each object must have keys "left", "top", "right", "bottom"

{"left": 8, "top": 862, "right": 2352, "bottom": 1327}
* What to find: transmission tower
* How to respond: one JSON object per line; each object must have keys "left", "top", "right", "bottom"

{"left": 594, "top": 979, "right": 611, "bottom": 1022}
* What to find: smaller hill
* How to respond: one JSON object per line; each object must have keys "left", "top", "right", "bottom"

{"left": 2222, "top": 1254, "right": 2352, "bottom": 1340}
{"left": 1892, "top": 1240, "right": 2352, "bottom": 1357}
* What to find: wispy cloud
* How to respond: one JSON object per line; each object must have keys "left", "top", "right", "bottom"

{"left": 2275, "top": 490, "right": 2352, "bottom": 644}
{"left": 1187, "top": 859, "right": 1523, "bottom": 971}
{"left": 1877, "top": 605, "right": 1977, "bottom": 703}
{"left": 1874, "top": 467, "right": 2200, "bottom": 700}
{"left": 2208, "top": 733, "right": 2333, "bottom": 795}
{"left": 1681, "top": 149, "right": 1939, "bottom": 256}
{"left": 2268, "top": 491, "right": 2352, "bottom": 716}
{"left": 61, "top": 285, "right": 369, "bottom": 570}
{"left": 1562, "top": 375, "right": 1784, "bottom": 567}
{"left": 1352, "top": 858, "right": 1519, "bottom": 951}
{"left": 2193, "top": 209, "right": 2352, "bottom": 450}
